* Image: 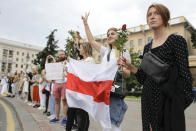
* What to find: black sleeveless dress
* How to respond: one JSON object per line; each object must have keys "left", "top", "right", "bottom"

{"left": 135, "top": 34, "right": 193, "bottom": 131}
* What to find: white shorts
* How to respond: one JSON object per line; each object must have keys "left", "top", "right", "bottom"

{"left": 23, "top": 82, "right": 29, "bottom": 93}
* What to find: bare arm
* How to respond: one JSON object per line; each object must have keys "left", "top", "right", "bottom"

{"left": 123, "top": 69, "right": 131, "bottom": 78}
{"left": 45, "top": 55, "right": 56, "bottom": 64}
{"left": 13, "top": 76, "right": 18, "bottom": 83}
{"left": 82, "top": 12, "right": 101, "bottom": 52}
{"left": 118, "top": 57, "right": 138, "bottom": 74}
{"left": 39, "top": 77, "right": 45, "bottom": 84}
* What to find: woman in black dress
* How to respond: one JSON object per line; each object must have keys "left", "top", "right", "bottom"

{"left": 118, "top": 3, "right": 193, "bottom": 131}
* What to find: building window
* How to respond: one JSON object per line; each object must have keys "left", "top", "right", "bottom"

{"left": 9, "top": 50, "right": 13, "bottom": 58}
{"left": 138, "top": 39, "right": 143, "bottom": 46}
{"left": 148, "top": 37, "right": 152, "bottom": 43}
{"left": 21, "top": 65, "right": 23, "bottom": 68}
{"left": 26, "top": 58, "right": 30, "bottom": 62}
{"left": 22, "top": 52, "right": 24, "bottom": 56}
{"left": 3, "top": 49, "right": 8, "bottom": 58}
{"left": 26, "top": 65, "right": 28, "bottom": 69}
{"left": 17, "top": 51, "right": 19, "bottom": 55}
{"left": 98, "top": 55, "right": 101, "bottom": 62}
{"left": 32, "top": 54, "right": 34, "bottom": 57}
{"left": 138, "top": 50, "right": 143, "bottom": 56}
{"left": 27, "top": 53, "right": 30, "bottom": 58}
{"left": 8, "top": 63, "right": 12, "bottom": 73}
{"left": 16, "top": 58, "right": 19, "bottom": 61}
{"left": 22, "top": 58, "right": 24, "bottom": 62}
{"left": 130, "top": 40, "right": 134, "bottom": 47}
{"left": 16, "top": 64, "right": 18, "bottom": 68}
{"left": 1, "top": 62, "right": 6, "bottom": 72}
{"left": 26, "top": 53, "right": 30, "bottom": 62}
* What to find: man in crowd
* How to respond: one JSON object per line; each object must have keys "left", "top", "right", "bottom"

{"left": 50, "top": 50, "right": 68, "bottom": 126}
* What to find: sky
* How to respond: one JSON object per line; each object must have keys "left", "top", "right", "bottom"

{"left": 0, "top": 0, "right": 196, "bottom": 49}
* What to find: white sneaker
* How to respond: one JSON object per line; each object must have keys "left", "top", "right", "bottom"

{"left": 31, "top": 103, "right": 36, "bottom": 106}
{"left": 24, "top": 100, "right": 28, "bottom": 103}
{"left": 48, "top": 114, "right": 55, "bottom": 120}
{"left": 28, "top": 102, "right": 34, "bottom": 106}
{"left": 38, "top": 106, "right": 45, "bottom": 110}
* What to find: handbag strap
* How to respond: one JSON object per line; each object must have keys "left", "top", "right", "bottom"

{"left": 112, "top": 71, "right": 123, "bottom": 85}
{"left": 107, "top": 49, "right": 112, "bottom": 62}
{"left": 148, "top": 39, "right": 153, "bottom": 52}
{"left": 113, "top": 72, "right": 118, "bottom": 85}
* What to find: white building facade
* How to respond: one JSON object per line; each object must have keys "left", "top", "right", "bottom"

{"left": 0, "top": 38, "right": 43, "bottom": 75}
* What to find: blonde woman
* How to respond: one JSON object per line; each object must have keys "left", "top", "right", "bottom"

{"left": 18, "top": 73, "right": 24, "bottom": 99}
{"left": 82, "top": 13, "right": 131, "bottom": 131}
{"left": 12, "top": 73, "right": 20, "bottom": 97}
{"left": 66, "top": 42, "right": 95, "bottom": 131}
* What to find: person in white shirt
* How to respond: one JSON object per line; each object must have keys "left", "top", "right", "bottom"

{"left": 82, "top": 13, "right": 131, "bottom": 131}
{"left": 0, "top": 74, "right": 9, "bottom": 96}
{"left": 38, "top": 69, "right": 47, "bottom": 110}
{"left": 23, "top": 73, "right": 30, "bottom": 103}
{"left": 66, "top": 42, "right": 95, "bottom": 131}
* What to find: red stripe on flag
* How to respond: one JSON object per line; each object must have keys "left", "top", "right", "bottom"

{"left": 66, "top": 72, "right": 112, "bottom": 105}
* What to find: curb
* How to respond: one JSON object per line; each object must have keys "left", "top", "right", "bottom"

{"left": 0, "top": 96, "right": 23, "bottom": 131}
{"left": 0, "top": 96, "right": 41, "bottom": 131}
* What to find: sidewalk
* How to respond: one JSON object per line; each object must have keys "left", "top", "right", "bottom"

{"left": 1, "top": 95, "right": 196, "bottom": 131}
{"left": 0, "top": 96, "right": 65, "bottom": 131}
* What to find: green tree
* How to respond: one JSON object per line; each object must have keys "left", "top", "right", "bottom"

{"left": 65, "top": 30, "right": 80, "bottom": 59}
{"left": 33, "top": 29, "right": 58, "bottom": 70}
{"left": 191, "top": 30, "right": 196, "bottom": 48}
{"left": 124, "top": 48, "right": 141, "bottom": 91}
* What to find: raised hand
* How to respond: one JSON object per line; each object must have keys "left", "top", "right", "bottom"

{"left": 82, "top": 12, "right": 90, "bottom": 25}
{"left": 81, "top": 12, "right": 101, "bottom": 52}
{"left": 46, "top": 55, "right": 55, "bottom": 63}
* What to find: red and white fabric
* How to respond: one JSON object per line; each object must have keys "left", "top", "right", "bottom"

{"left": 66, "top": 58, "right": 118, "bottom": 129}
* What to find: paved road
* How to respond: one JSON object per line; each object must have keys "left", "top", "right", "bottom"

{"left": 89, "top": 100, "right": 196, "bottom": 131}
{"left": 0, "top": 99, "right": 21, "bottom": 131}
{"left": 1, "top": 94, "right": 196, "bottom": 131}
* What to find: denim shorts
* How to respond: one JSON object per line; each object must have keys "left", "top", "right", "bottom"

{"left": 109, "top": 96, "right": 128, "bottom": 127}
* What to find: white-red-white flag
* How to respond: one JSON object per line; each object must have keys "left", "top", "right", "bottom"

{"left": 66, "top": 58, "right": 118, "bottom": 129}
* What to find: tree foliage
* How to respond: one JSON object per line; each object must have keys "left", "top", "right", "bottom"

{"left": 33, "top": 29, "right": 58, "bottom": 70}
{"left": 124, "top": 48, "right": 142, "bottom": 91}
{"left": 65, "top": 30, "right": 80, "bottom": 59}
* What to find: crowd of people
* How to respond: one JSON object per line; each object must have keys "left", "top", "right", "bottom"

{"left": 0, "top": 3, "right": 195, "bottom": 131}
{"left": 0, "top": 42, "right": 95, "bottom": 131}
{"left": 0, "top": 64, "right": 63, "bottom": 123}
